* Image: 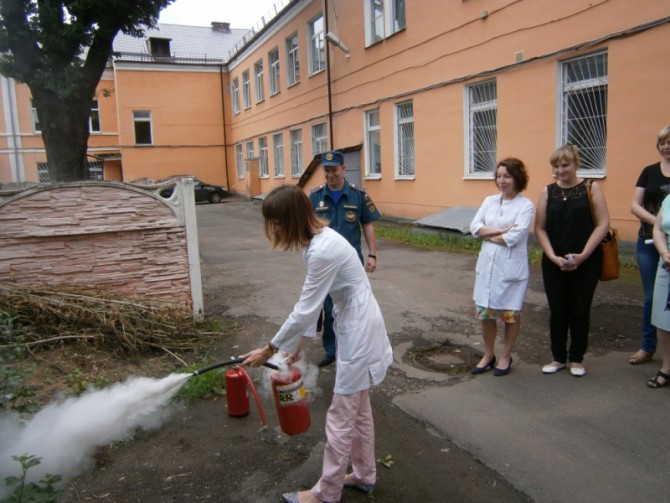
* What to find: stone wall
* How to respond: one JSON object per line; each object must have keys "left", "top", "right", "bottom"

{"left": 0, "top": 181, "right": 202, "bottom": 316}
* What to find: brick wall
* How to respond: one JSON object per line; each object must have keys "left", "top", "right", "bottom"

{"left": 0, "top": 182, "right": 195, "bottom": 308}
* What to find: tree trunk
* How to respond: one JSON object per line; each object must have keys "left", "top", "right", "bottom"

{"left": 32, "top": 89, "right": 93, "bottom": 182}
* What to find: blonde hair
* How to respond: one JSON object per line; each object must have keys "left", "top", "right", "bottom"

{"left": 657, "top": 125, "right": 670, "bottom": 148}
{"left": 262, "top": 185, "right": 326, "bottom": 251}
{"left": 549, "top": 144, "right": 580, "bottom": 167}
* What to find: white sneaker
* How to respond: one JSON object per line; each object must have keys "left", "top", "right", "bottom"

{"left": 542, "top": 362, "right": 566, "bottom": 374}
{"left": 570, "top": 364, "right": 586, "bottom": 377}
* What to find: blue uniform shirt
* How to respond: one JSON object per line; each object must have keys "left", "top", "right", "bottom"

{"left": 310, "top": 179, "right": 380, "bottom": 261}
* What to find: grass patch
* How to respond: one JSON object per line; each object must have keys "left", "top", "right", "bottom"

{"left": 175, "top": 362, "right": 226, "bottom": 401}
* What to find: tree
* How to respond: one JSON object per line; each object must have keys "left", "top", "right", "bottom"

{"left": 0, "top": 0, "right": 174, "bottom": 182}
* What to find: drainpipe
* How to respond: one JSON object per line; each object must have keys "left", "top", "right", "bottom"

{"left": 324, "top": 0, "right": 334, "bottom": 150}
{"left": 219, "top": 65, "right": 231, "bottom": 190}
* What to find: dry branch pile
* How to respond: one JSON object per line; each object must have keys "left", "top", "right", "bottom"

{"left": 0, "top": 284, "right": 225, "bottom": 357}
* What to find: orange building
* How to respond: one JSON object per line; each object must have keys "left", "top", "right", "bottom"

{"left": 1, "top": 0, "right": 669, "bottom": 241}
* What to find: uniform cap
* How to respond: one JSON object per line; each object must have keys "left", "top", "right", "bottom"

{"left": 321, "top": 150, "right": 344, "bottom": 167}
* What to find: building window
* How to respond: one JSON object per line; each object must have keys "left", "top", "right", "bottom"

{"left": 273, "top": 133, "right": 285, "bottom": 177}
{"left": 308, "top": 15, "right": 325, "bottom": 75}
{"left": 89, "top": 100, "right": 101, "bottom": 133}
{"left": 133, "top": 110, "right": 152, "bottom": 145}
{"left": 31, "top": 100, "right": 41, "bottom": 132}
{"left": 365, "top": 109, "right": 381, "bottom": 176}
{"left": 395, "top": 101, "right": 414, "bottom": 177}
{"left": 242, "top": 70, "right": 251, "bottom": 109}
{"left": 255, "top": 60, "right": 264, "bottom": 103}
{"left": 236, "top": 143, "right": 244, "bottom": 179}
{"left": 269, "top": 48, "right": 280, "bottom": 95}
{"left": 286, "top": 33, "right": 300, "bottom": 86}
{"left": 232, "top": 78, "right": 240, "bottom": 114}
{"left": 259, "top": 136, "right": 269, "bottom": 177}
{"left": 560, "top": 51, "right": 608, "bottom": 173}
{"left": 311, "top": 122, "right": 327, "bottom": 156}
{"left": 290, "top": 128, "right": 303, "bottom": 177}
{"left": 466, "top": 79, "right": 497, "bottom": 175}
{"left": 364, "top": 0, "right": 406, "bottom": 46}
{"left": 246, "top": 140, "right": 254, "bottom": 161}
{"left": 37, "top": 161, "right": 103, "bottom": 182}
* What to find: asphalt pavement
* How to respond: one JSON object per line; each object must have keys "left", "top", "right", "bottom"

{"left": 196, "top": 197, "right": 669, "bottom": 503}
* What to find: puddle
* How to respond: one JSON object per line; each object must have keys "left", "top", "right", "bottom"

{"left": 411, "top": 345, "right": 479, "bottom": 375}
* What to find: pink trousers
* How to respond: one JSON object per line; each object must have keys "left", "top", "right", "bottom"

{"left": 311, "top": 389, "right": 376, "bottom": 503}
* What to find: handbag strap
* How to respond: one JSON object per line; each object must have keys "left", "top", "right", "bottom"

{"left": 585, "top": 179, "right": 597, "bottom": 227}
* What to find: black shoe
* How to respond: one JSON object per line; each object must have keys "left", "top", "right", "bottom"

{"left": 494, "top": 357, "right": 513, "bottom": 377}
{"left": 470, "top": 355, "right": 496, "bottom": 375}
{"left": 318, "top": 355, "right": 336, "bottom": 367}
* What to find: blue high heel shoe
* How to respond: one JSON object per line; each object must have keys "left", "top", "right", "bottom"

{"left": 470, "top": 355, "right": 496, "bottom": 375}
{"left": 494, "top": 357, "right": 513, "bottom": 377}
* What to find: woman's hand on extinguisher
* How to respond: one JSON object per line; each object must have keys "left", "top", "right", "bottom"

{"left": 286, "top": 349, "right": 301, "bottom": 364}
{"left": 240, "top": 344, "right": 274, "bottom": 367}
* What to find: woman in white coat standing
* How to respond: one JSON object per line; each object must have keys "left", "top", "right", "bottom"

{"left": 470, "top": 158, "right": 535, "bottom": 376}
{"left": 241, "top": 184, "right": 393, "bottom": 503}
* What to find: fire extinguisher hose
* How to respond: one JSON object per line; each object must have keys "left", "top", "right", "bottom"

{"left": 190, "top": 358, "right": 279, "bottom": 377}
{"left": 237, "top": 366, "right": 267, "bottom": 427}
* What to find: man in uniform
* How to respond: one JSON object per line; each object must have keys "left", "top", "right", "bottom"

{"left": 310, "top": 150, "right": 380, "bottom": 367}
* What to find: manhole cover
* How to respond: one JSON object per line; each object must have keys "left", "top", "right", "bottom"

{"left": 412, "top": 345, "right": 479, "bottom": 375}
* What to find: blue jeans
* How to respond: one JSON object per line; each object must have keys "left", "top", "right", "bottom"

{"left": 637, "top": 237, "right": 658, "bottom": 353}
{"left": 322, "top": 295, "right": 337, "bottom": 358}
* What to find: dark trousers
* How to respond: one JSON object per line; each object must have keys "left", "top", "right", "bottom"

{"left": 322, "top": 294, "right": 337, "bottom": 357}
{"left": 541, "top": 254, "right": 601, "bottom": 363}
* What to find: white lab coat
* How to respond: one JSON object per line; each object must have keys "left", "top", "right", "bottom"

{"left": 271, "top": 227, "right": 393, "bottom": 394}
{"left": 470, "top": 194, "right": 535, "bottom": 311}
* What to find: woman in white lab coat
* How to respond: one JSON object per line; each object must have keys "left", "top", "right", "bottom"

{"left": 470, "top": 158, "right": 535, "bottom": 377}
{"left": 242, "top": 184, "right": 393, "bottom": 503}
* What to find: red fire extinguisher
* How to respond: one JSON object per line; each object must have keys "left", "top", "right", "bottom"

{"left": 225, "top": 367, "right": 266, "bottom": 426}
{"left": 270, "top": 366, "right": 311, "bottom": 436}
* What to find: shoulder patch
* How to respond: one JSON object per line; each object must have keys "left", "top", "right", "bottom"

{"left": 349, "top": 183, "right": 366, "bottom": 193}
{"left": 310, "top": 184, "right": 326, "bottom": 194}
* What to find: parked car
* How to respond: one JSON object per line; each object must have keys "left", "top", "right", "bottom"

{"left": 159, "top": 177, "right": 230, "bottom": 204}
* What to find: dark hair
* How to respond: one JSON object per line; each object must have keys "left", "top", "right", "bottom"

{"left": 549, "top": 144, "right": 580, "bottom": 167}
{"left": 262, "top": 185, "right": 326, "bottom": 251}
{"left": 497, "top": 157, "right": 529, "bottom": 192}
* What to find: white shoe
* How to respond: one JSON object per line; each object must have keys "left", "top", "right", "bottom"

{"left": 542, "top": 362, "right": 566, "bottom": 374}
{"left": 570, "top": 364, "right": 586, "bottom": 377}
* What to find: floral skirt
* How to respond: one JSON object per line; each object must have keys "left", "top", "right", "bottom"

{"left": 475, "top": 305, "right": 520, "bottom": 323}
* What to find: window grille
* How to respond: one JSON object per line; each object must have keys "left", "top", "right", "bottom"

{"left": 366, "top": 109, "right": 381, "bottom": 176}
{"left": 236, "top": 143, "right": 244, "bottom": 179}
{"left": 273, "top": 133, "right": 285, "bottom": 177}
{"left": 467, "top": 80, "right": 497, "bottom": 175}
{"left": 311, "top": 123, "right": 327, "bottom": 156}
{"left": 396, "top": 101, "right": 414, "bottom": 177}
{"left": 259, "top": 137, "right": 269, "bottom": 177}
{"left": 561, "top": 52, "right": 608, "bottom": 173}
{"left": 290, "top": 129, "right": 303, "bottom": 177}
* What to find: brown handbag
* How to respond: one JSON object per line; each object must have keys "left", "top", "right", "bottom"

{"left": 586, "top": 180, "right": 619, "bottom": 281}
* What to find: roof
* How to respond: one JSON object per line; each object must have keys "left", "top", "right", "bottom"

{"left": 414, "top": 206, "right": 479, "bottom": 234}
{"left": 113, "top": 23, "right": 249, "bottom": 63}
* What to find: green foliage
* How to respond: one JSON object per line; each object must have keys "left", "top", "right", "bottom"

{"left": 376, "top": 225, "right": 483, "bottom": 253}
{"left": 3, "top": 454, "right": 63, "bottom": 503}
{"left": 0, "top": 311, "right": 36, "bottom": 413}
{"left": 62, "top": 368, "right": 112, "bottom": 397}
{"left": 175, "top": 363, "right": 225, "bottom": 402}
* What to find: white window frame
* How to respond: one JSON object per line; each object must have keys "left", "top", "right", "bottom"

{"left": 464, "top": 79, "right": 497, "bottom": 177}
{"left": 242, "top": 70, "right": 251, "bottom": 109}
{"left": 559, "top": 51, "right": 608, "bottom": 174}
{"left": 311, "top": 122, "right": 327, "bottom": 156}
{"left": 273, "top": 132, "right": 285, "bottom": 177}
{"left": 236, "top": 143, "right": 244, "bottom": 179}
{"left": 269, "top": 48, "right": 280, "bottom": 95}
{"left": 133, "top": 110, "right": 153, "bottom": 145}
{"left": 259, "top": 136, "right": 269, "bottom": 178}
{"left": 31, "top": 100, "right": 41, "bottom": 132}
{"left": 286, "top": 33, "right": 300, "bottom": 86}
{"left": 290, "top": 128, "right": 303, "bottom": 177}
{"left": 89, "top": 100, "right": 101, "bottom": 133}
{"left": 365, "top": 109, "right": 382, "bottom": 177}
{"left": 232, "top": 78, "right": 240, "bottom": 114}
{"left": 394, "top": 101, "right": 414, "bottom": 178}
{"left": 254, "top": 59, "right": 264, "bottom": 103}
{"left": 308, "top": 14, "right": 325, "bottom": 75}
{"left": 364, "top": 0, "right": 406, "bottom": 46}
{"left": 246, "top": 140, "right": 255, "bottom": 161}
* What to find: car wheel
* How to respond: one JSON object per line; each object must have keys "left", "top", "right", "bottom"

{"left": 210, "top": 192, "right": 222, "bottom": 204}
